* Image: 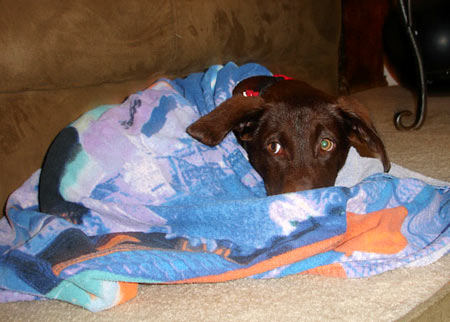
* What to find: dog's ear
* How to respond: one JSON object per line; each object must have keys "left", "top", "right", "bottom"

{"left": 186, "top": 94, "right": 265, "bottom": 146}
{"left": 338, "top": 96, "right": 391, "bottom": 172}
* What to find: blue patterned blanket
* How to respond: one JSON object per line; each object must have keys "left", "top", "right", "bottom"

{"left": 1, "top": 63, "right": 449, "bottom": 312}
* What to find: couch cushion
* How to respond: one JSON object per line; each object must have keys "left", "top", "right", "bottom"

{"left": 0, "top": 0, "right": 340, "bottom": 94}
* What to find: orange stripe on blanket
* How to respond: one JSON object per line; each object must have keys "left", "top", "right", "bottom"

{"left": 336, "top": 206, "right": 408, "bottom": 256}
{"left": 172, "top": 234, "right": 345, "bottom": 284}
{"left": 96, "top": 235, "right": 140, "bottom": 251}
{"left": 51, "top": 207, "right": 408, "bottom": 282}
{"left": 300, "top": 263, "right": 347, "bottom": 278}
{"left": 173, "top": 207, "right": 407, "bottom": 284}
{"left": 52, "top": 245, "right": 154, "bottom": 276}
{"left": 117, "top": 282, "right": 139, "bottom": 305}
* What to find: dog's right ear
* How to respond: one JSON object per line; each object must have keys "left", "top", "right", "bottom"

{"left": 338, "top": 96, "right": 391, "bottom": 172}
{"left": 186, "top": 94, "right": 264, "bottom": 146}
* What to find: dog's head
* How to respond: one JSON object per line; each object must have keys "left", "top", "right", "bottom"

{"left": 187, "top": 76, "right": 390, "bottom": 195}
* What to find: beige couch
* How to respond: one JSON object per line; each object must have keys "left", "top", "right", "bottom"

{"left": 1, "top": 1, "right": 448, "bottom": 321}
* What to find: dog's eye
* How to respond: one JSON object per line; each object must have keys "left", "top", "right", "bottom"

{"left": 267, "top": 142, "right": 282, "bottom": 155}
{"left": 320, "top": 138, "right": 335, "bottom": 152}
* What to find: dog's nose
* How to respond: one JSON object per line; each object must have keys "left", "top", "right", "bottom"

{"left": 265, "top": 177, "right": 315, "bottom": 195}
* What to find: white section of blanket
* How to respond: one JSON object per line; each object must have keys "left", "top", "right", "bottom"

{"left": 336, "top": 147, "right": 450, "bottom": 187}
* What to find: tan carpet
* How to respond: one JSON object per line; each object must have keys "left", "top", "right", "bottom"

{"left": 1, "top": 86, "right": 449, "bottom": 321}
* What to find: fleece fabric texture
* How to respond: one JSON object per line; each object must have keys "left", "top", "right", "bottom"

{"left": 0, "top": 64, "right": 449, "bottom": 312}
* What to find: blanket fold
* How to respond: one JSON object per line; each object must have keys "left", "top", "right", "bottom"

{"left": 1, "top": 62, "right": 449, "bottom": 312}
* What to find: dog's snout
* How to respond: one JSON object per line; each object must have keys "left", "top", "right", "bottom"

{"left": 265, "top": 174, "right": 320, "bottom": 195}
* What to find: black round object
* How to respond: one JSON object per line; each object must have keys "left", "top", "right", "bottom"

{"left": 383, "top": 0, "right": 450, "bottom": 93}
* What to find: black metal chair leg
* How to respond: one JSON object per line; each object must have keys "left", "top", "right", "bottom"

{"left": 394, "top": 0, "right": 427, "bottom": 130}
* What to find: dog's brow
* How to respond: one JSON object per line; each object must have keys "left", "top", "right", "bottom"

{"left": 312, "top": 120, "right": 338, "bottom": 146}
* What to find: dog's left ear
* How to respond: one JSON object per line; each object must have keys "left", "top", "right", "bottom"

{"left": 338, "top": 96, "right": 391, "bottom": 172}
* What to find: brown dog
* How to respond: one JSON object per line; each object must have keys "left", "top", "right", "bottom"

{"left": 187, "top": 76, "right": 390, "bottom": 195}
